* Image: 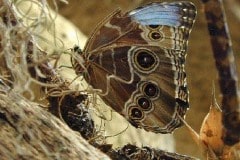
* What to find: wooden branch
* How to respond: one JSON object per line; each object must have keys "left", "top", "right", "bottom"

{"left": 201, "top": 0, "right": 240, "bottom": 145}
{"left": 0, "top": 92, "right": 110, "bottom": 159}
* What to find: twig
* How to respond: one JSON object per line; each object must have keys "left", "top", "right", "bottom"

{"left": 201, "top": 0, "right": 240, "bottom": 145}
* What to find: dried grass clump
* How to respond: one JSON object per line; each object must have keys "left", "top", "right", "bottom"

{"left": 0, "top": 0, "right": 110, "bottom": 159}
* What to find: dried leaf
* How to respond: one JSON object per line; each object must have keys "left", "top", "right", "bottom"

{"left": 199, "top": 85, "right": 224, "bottom": 158}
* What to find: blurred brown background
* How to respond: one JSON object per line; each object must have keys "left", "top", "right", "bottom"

{"left": 49, "top": 0, "right": 240, "bottom": 158}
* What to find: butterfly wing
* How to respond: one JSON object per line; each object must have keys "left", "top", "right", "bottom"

{"left": 129, "top": 2, "right": 196, "bottom": 51}
{"left": 86, "top": 45, "right": 188, "bottom": 133}
{"left": 84, "top": 2, "right": 196, "bottom": 54}
{"left": 81, "top": 2, "right": 196, "bottom": 133}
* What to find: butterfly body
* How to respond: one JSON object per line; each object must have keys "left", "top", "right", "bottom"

{"left": 72, "top": 2, "right": 196, "bottom": 133}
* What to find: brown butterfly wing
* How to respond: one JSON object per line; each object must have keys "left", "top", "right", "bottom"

{"left": 80, "top": 2, "right": 196, "bottom": 133}
{"left": 84, "top": 2, "right": 196, "bottom": 54}
{"left": 86, "top": 45, "right": 188, "bottom": 133}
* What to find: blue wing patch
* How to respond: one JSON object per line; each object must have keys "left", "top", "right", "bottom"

{"left": 128, "top": 2, "right": 196, "bottom": 28}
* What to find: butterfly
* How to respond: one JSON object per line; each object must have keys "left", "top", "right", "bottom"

{"left": 71, "top": 1, "right": 196, "bottom": 133}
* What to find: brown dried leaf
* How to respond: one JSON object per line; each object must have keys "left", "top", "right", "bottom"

{"left": 199, "top": 85, "right": 224, "bottom": 158}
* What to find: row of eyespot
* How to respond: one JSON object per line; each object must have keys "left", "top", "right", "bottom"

{"left": 130, "top": 82, "right": 160, "bottom": 119}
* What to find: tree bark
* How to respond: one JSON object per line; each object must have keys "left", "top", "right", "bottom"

{"left": 0, "top": 92, "right": 110, "bottom": 160}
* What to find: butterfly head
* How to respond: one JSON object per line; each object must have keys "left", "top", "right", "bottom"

{"left": 72, "top": 45, "right": 82, "bottom": 53}
{"left": 71, "top": 45, "right": 88, "bottom": 76}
